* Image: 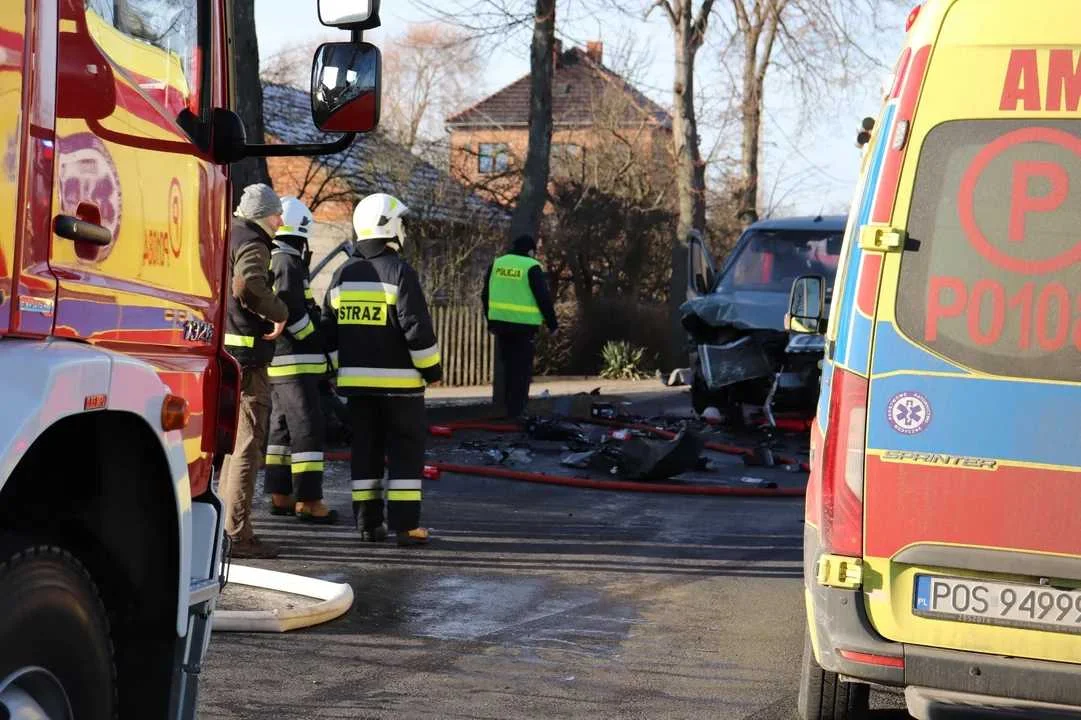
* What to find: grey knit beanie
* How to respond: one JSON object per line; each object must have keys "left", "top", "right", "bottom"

{"left": 234, "top": 183, "right": 282, "bottom": 220}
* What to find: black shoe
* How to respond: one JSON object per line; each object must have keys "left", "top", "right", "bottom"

{"left": 269, "top": 503, "right": 296, "bottom": 517}
{"left": 297, "top": 509, "right": 339, "bottom": 525}
{"left": 359, "top": 522, "right": 388, "bottom": 542}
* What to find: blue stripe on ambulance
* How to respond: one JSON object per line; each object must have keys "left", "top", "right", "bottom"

{"left": 867, "top": 373, "right": 1081, "bottom": 467}
{"left": 870, "top": 322, "right": 966, "bottom": 376}
{"left": 836, "top": 103, "right": 896, "bottom": 374}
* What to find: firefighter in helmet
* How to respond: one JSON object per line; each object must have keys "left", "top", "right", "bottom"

{"left": 264, "top": 197, "right": 337, "bottom": 523}
{"left": 321, "top": 193, "right": 442, "bottom": 546}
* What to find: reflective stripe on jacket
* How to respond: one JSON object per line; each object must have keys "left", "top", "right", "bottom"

{"left": 321, "top": 246, "right": 442, "bottom": 396}
{"left": 486, "top": 254, "right": 543, "bottom": 326}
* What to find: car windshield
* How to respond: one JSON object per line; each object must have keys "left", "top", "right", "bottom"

{"left": 717, "top": 228, "right": 843, "bottom": 293}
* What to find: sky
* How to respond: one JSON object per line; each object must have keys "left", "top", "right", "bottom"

{"left": 255, "top": 0, "right": 912, "bottom": 216}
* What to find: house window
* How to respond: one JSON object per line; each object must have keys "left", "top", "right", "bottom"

{"left": 478, "top": 143, "right": 509, "bottom": 174}
{"left": 551, "top": 143, "right": 584, "bottom": 175}
{"left": 552, "top": 143, "right": 583, "bottom": 162}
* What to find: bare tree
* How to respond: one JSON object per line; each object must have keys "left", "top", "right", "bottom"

{"left": 716, "top": 0, "right": 905, "bottom": 225}
{"left": 510, "top": 0, "right": 557, "bottom": 241}
{"left": 647, "top": 0, "right": 716, "bottom": 364}
{"left": 381, "top": 24, "right": 482, "bottom": 154}
{"left": 230, "top": 0, "right": 271, "bottom": 202}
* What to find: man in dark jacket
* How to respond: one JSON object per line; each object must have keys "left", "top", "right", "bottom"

{"left": 481, "top": 234, "right": 558, "bottom": 419}
{"left": 322, "top": 193, "right": 442, "bottom": 547}
{"left": 220, "top": 184, "right": 289, "bottom": 559}
{"left": 265, "top": 197, "right": 337, "bottom": 525}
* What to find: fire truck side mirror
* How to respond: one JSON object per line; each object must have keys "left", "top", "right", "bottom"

{"left": 318, "top": 0, "right": 381, "bottom": 30}
{"left": 310, "top": 42, "right": 381, "bottom": 134}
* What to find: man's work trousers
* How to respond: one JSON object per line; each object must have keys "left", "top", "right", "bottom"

{"left": 265, "top": 376, "right": 326, "bottom": 502}
{"left": 495, "top": 332, "right": 536, "bottom": 419}
{"left": 220, "top": 366, "right": 271, "bottom": 542}
{"left": 348, "top": 395, "right": 425, "bottom": 533}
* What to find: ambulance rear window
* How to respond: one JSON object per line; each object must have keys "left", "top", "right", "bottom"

{"left": 896, "top": 120, "right": 1081, "bottom": 381}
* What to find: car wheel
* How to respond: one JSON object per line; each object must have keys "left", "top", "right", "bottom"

{"left": 0, "top": 545, "right": 116, "bottom": 720}
{"left": 797, "top": 630, "right": 869, "bottom": 720}
{"left": 691, "top": 376, "right": 710, "bottom": 416}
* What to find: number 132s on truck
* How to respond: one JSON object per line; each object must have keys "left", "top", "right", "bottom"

{"left": 0, "top": 1, "right": 382, "bottom": 718}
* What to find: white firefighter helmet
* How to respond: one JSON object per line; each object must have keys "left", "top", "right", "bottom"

{"left": 278, "top": 196, "right": 314, "bottom": 239}
{"left": 353, "top": 193, "right": 408, "bottom": 246}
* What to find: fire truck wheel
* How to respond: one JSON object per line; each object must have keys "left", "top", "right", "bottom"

{"left": 0, "top": 545, "right": 116, "bottom": 720}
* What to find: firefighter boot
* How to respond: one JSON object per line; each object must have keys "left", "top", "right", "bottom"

{"left": 295, "top": 500, "right": 339, "bottom": 525}
{"left": 396, "top": 528, "right": 430, "bottom": 547}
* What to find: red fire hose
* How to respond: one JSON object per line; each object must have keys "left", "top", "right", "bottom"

{"left": 326, "top": 417, "right": 809, "bottom": 497}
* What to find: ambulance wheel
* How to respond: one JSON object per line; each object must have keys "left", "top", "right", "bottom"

{"left": 798, "top": 630, "right": 869, "bottom": 720}
{"left": 0, "top": 545, "right": 116, "bottom": 720}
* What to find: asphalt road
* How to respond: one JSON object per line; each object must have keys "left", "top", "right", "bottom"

{"left": 198, "top": 391, "right": 909, "bottom": 719}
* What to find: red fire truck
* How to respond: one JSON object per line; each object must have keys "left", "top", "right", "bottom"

{"left": 0, "top": 1, "right": 381, "bottom": 717}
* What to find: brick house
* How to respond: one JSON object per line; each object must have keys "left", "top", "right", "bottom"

{"left": 262, "top": 82, "right": 509, "bottom": 304}
{"left": 444, "top": 41, "right": 673, "bottom": 206}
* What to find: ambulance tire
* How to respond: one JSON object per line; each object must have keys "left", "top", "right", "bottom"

{"left": 0, "top": 544, "right": 116, "bottom": 720}
{"left": 798, "top": 630, "right": 869, "bottom": 720}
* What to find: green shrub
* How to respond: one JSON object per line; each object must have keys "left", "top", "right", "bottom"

{"left": 599, "top": 341, "right": 649, "bottom": 380}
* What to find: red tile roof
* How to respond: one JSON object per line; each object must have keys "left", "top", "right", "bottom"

{"left": 446, "top": 47, "right": 671, "bottom": 130}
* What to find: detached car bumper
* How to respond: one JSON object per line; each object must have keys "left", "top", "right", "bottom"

{"left": 805, "top": 525, "right": 1081, "bottom": 715}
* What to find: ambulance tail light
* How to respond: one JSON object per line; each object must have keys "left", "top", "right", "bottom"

{"left": 820, "top": 367, "right": 868, "bottom": 557}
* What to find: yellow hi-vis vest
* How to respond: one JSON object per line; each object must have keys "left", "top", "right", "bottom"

{"left": 487, "top": 254, "right": 543, "bottom": 326}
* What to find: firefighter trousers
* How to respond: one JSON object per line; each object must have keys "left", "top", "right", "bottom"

{"left": 348, "top": 395, "right": 425, "bottom": 533}
{"left": 265, "top": 375, "right": 326, "bottom": 502}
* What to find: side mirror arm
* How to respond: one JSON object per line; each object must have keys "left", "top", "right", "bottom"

{"left": 241, "top": 133, "right": 357, "bottom": 158}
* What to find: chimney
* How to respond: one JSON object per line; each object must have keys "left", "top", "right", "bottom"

{"left": 586, "top": 40, "right": 603, "bottom": 65}
{"left": 552, "top": 38, "right": 564, "bottom": 67}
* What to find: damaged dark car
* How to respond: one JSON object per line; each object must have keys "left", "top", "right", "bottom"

{"left": 680, "top": 215, "right": 845, "bottom": 424}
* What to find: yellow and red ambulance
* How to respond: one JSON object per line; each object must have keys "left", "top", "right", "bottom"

{"left": 790, "top": 1, "right": 1081, "bottom": 718}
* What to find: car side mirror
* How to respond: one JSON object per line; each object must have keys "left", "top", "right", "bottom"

{"left": 785, "top": 274, "right": 827, "bottom": 335}
{"left": 311, "top": 42, "right": 381, "bottom": 133}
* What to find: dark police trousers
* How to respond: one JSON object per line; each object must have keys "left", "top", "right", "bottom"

{"left": 265, "top": 376, "right": 326, "bottom": 502}
{"left": 495, "top": 333, "right": 536, "bottom": 419}
{"left": 348, "top": 395, "right": 425, "bottom": 532}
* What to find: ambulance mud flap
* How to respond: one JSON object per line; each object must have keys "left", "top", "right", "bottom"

{"left": 804, "top": 524, "right": 904, "bottom": 686}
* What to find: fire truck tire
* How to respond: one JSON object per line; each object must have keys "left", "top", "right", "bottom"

{"left": 0, "top": 545, "right": 116, "bottom": 720}
{"left": 798, "top": 630, "right": 869, "bottom": 720}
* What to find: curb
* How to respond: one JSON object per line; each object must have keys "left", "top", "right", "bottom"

{"left": 214, "top": 565, "right": 354, "bottom": 633}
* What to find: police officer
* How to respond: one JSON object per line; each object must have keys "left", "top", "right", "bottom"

{"left": 482, "top": 234, "right": 558, "bottom": 419}
{"left": 265, "top": 197, "right": 337, "bottom": 524}
{"left": 321, "top": 193, "right": 442, "bottom": 547}
{"left": 220, "top": 184, "right": 290, "bottom": 559}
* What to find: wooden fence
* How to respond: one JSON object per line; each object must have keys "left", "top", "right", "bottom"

{"left": 431, "top": 305, "right": 494, "bottom": 387}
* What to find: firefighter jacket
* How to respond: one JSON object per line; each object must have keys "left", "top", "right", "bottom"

{"left": 268, "top": 239, "right": 329, "bottom": 383}
{"left": 225, "top": 218, "right": 289, "bottom": 368}
{"left": 321, "top": 243, "right": 442, "bottom": 396}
